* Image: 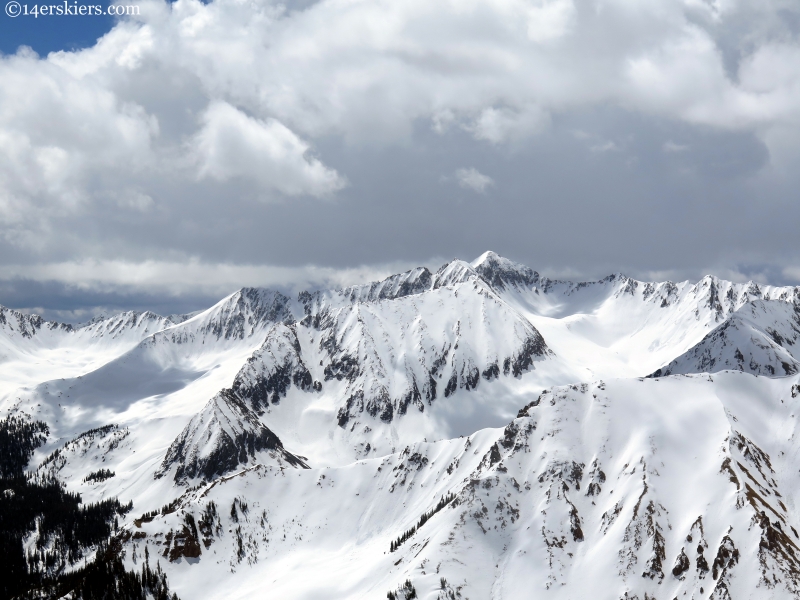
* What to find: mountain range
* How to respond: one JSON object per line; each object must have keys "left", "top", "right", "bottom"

{"left": 4, "top": 251, "right": 800, "bottom": 599}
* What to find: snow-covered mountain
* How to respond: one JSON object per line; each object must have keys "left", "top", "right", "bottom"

{"left": 0, "top": 307, "right": 176, "bottom": 386}
{"left": 651, "top": 298, "right": 800, "bottom": 377}
{"left": 124, "top": 373, "right": 800, "bottom": 599}
{"left": 155, "top": 389, "right": 308, "bottom": 484}
{"left": 6, "top": 252, "right": 800, "bottom": 599}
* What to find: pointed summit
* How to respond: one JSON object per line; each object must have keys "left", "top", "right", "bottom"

{"left": 431, "top": 259, "right": 481, "bottom": 289}
{"left": 156, "top": 389, "right": 308, "bottom": 483}
{"left": 471, "top": 251, "right": 539, "bottom": 290}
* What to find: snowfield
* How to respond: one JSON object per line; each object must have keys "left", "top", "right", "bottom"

{"left": 5, "top": 252, "right": 800, "bottom": 599}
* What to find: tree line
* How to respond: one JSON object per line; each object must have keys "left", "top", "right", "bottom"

{"left": 389, "top": 492, "right": 456, "bottom": 553}
{"left": 0, "top": 415, "right": 180, "bottom": 599}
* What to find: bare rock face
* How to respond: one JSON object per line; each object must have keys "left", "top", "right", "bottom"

{"left": 167, "top": 514, "right": 203, "bottom": 562}
{"left": 230, "top": 323, "right": 315, "bottom": 413}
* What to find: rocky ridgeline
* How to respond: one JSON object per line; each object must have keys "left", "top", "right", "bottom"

{"left": 156, "top": 389, "right": 308, "bottom": 484}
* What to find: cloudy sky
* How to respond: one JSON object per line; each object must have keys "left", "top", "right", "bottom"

{"left": 1, "top": 0, "right": 800, "bottom": 320}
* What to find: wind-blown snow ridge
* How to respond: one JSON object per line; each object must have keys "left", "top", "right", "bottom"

{"left": 339, "top": 266, "right": 433, "bottom": 303}
{"left": 149, "top": 287, "right": 292, "bottom": 345}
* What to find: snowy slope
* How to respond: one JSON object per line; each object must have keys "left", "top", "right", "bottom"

{"left": 151, "top": 272, "right": 552, "bottom": 468}
{"left": 204, "top": 255, "right": 800, "bottom": 467}
{"left": 1, "top": 288, "right": 297, "bottom": 512}
{"left": 5, "top": 288, "right": 294, "bottom": 430}
{"left": 499, "top": 267, "right": 800, "bottom": 381}
{"left": 0, "top": 307, "right": 177, "bottom": 396}
{"left": 123, "top": 372, "right": 800, "bottom": 600}
{"left": 5, "top": 252, "right": 800, "bottom": 598}
{"left": 9, "top": 254, "right": 800, "bottom": 479}
{"left": 300, "top": 267, "right": 550, "bottom": 426}
{"left": 651, "top": 298, "right": 800, "bottom": 377}
{"left": 10, "top": 253, "right": 800, "bottom": 480}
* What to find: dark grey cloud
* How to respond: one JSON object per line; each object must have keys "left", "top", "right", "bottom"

{"left": 0, "top": 278, "right": 219, "bottom": 322}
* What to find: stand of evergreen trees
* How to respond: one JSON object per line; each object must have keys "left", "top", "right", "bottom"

{"left": 0, "top": 415, "right": 180, "bottom": 600}
{"left": 386, "top": 579, "right": 417, "bottom": 600}
{"left": 0, "top": 416, "right": 49, "bottom": 478}
{"left": 389, "top": 492, "right": 456, "bottom": 553}
{"left": 84, "top": 469, "right": 115, "bottom": 483}
{"left": 18, "top": 541, "right": 178, "bottom": 600}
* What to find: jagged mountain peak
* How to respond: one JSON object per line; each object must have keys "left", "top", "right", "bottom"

{"left": 156, "top": 389, "right": 308, "bottom": 484}
{"left": 0, "top": 305, "right": 71, "bottom": 339}
{"left": 166, "top": 287, "right": 293, "bottom": 342}
{"left": 218, "top": 287, "right": 291, "bottom": 315}
{"left": 431, "top": 258, "right": 483, "bottom": 289}
{"left": 338, "top": 266, "right": 433, "bottom": 303}
{"left": 685, "top": 275, "right": 800, "bottom": 324}
{"left": 237, "top": 261, "right": 552, "bottom": 449}
{"left": 471, "top": 251, "right": 539, "bottom": 290}
{"left": 313, "top": 252, "right": 540, "bottom": 308}
{"left": 230, "top": 322, "right": 316, "bottom": 412}
{"left": 650, "top": 296, "right": 800, "bottom": 377}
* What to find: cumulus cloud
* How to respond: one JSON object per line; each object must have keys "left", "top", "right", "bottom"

{"left": 193, "top": 101, "right": 345, "bottom": 198}
{"left": 0, "top": 47, "right": 158, "bottom": 232}
{"left": 1, "top": 0, "right": 799, "bottom": 223}
{"left": 455, "top": 167, "right": 494, "bottom": 193}
{"left": 466, "top": 105, "right": 549, "bottom": 144}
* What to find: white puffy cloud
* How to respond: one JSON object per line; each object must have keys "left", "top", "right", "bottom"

{"left": 129, "top": 0, "right": 800, "bottom": 142}
{"left": 0, "top": 48, "right": 157, "bottom": 226}
{"left": 466, "top": 104, "right": 549, "bottom": 144}
{"left": 2, "top": 0, "right": 799, "bottom": 214}
{"left": 193, "top": 101, "right": 345, "bottom": 197}
{"left": 455, "top": 167, "right": 494, "bottom": 193}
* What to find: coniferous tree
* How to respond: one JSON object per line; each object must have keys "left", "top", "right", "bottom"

{"left": 0, "top": 416, "right": 181, "bottom": 599}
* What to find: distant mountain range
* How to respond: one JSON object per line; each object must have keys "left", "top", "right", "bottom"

{"left": 3, "top": 252, "right": 800, "bottom": 598}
